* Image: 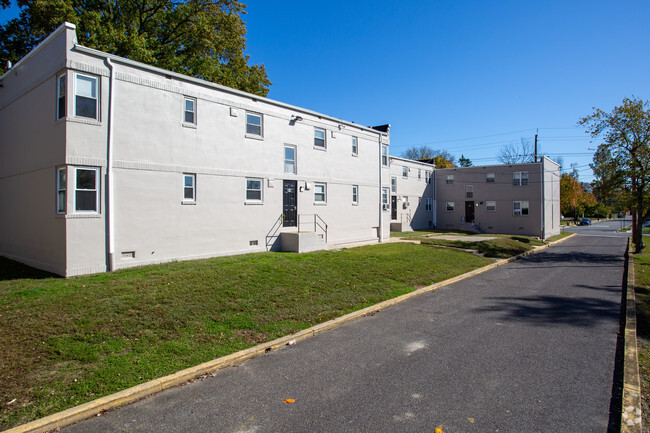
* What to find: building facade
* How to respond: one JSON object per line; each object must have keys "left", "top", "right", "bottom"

{"left": 434, "top": 159, "right": 561, "bottom": 238}
{"left": 0, "top": 23, "right": 392, "bottom": 276}
{"left": 388, "top": 156, "right": 435, "bottom": 231}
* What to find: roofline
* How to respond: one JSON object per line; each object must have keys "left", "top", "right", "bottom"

{"left": 436, "top": 161, "right": 546, "bottom": 171}
{"left": 73, "top": 44, "right": 388, "bottom": 138}
{"left": 0, "top": 22, "right": 76, "bottom": 82}
{"left": 388, "top": 155, "right": 435, "bottom": 167}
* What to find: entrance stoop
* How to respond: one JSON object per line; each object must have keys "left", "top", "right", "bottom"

{"left": 280, "top": 232, "right": 328, "bottom": 253}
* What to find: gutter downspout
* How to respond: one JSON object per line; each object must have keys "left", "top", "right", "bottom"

{"left": 432, "top": 168, "right": 437, "bottom": 228}
{"left": 105, "top": 57, "right": 116, "bottom": 271}
{"left": 378, "top": 134, "right": 384, "bottom": 243}
{"left": 540, "top": 158, "right": 545, "bottom": 239}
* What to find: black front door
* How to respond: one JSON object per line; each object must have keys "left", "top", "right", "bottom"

{"left": 465, "top": 201, "right": 475, "bottom": 222}
{"left": 391, "top": 196, "right": 397, "bottom": 220}
{"left": 283, "top": 180, "right": 297, "bottom": 227}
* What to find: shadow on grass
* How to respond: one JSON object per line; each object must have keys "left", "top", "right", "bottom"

{"left": 0, "top": 257, "right": 59, "bottom": 281}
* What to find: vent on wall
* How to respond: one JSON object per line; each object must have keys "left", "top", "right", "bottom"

{"left": 250, "top": 240, "right": 258, "bottom": 246}
{"left": 121, "top": 251, "right": 135, "bottom": 259}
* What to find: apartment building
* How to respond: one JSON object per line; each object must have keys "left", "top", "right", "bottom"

{"left": 388, "top": 156, "right": 435, "bottom": 231}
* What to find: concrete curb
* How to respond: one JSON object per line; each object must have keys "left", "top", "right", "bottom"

{"left": 4, "top": 233, "right": 576, "bottom": 433}
{"left": 621, "top": 240, "right": 643, "bottom": 432}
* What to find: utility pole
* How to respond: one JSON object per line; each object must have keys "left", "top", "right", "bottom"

{"left": 534, "top": 129, "right": 538, "bottom": 162}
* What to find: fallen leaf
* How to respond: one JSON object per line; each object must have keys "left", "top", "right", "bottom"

{"left": 468, "top": 418, "right": 475, "bottom": 423}
{"left": 435, "top": 426, "right": 444, "bottom": 433}
{"left": 283, "top": 398, "right": 295, "bottom": 404}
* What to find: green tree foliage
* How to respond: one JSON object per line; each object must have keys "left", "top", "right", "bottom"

{"left": 458, "top": 154, "right": 472, "bottom": 167}
{"left": 560, "top": 173, "right": 596, "bottom": 220}
{"left": 580, "top": 97, "right": 650, "bottom": 252}
{"left": 0, "top": 0, "right": 271, "bottom": 96}
{"left": 402, "top": 146, "right": 456, "bottom": 168}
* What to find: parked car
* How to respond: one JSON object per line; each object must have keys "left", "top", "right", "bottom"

{"left": 644, "top": 220, "right": 650, "bottom": 227}
{"left": 579, "top": 218, "right": 592, "bottom": 226}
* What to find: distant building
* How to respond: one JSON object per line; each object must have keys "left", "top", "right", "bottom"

{"left": 388, "top": 156, "right": 435, "bottom": 231}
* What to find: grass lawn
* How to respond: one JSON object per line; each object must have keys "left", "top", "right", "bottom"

{"left": 391, "top": 230, "right": 571, "bottom": 259}
{"left": 0, "top": 242, "right": 494, "bottom": 429}
{"left": 635, "top": 248, "right": 650, "bottom": 427}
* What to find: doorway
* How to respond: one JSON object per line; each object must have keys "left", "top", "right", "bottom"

{"left": 283, "top": 180, "right": 297, "bottom": 227}
{"left": 465, "top": 201, "right": 475, "bottom": 223}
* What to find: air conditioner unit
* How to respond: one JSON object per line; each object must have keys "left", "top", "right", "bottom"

{"left": 382, "top": 204, "right": 389, "bottom": 211}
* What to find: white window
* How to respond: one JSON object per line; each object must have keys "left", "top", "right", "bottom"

{"left": 314, "top": 128, "right": 326, "bottom": 148}
{"left": 382, "top": 145, "right": 388, "bottom": 166}
{"left": 418, "top": 169, "right": 422, "bottom": 180}
{"left": 486, "top": 172, "right": 495, "bottom": 183}
{"left": 352, "top": 185, "right": 359, "bottom": 204}
{"left": 75, "top": 73, "right": 98, "bottom": 120}
{"left": 74, "top": 167, "right": 99, "bottom": 212}
{"left": 446, "top": 201, "right": 455, "bottom": 212}
{"left": 184, "top": 97, "right": 196, "bottom": 125}
{"left": 57, "top": 74, "right": 66, "bottom": 120}
{"left": 466, "top": 185, "right": 473, "bottom": 198}
{"left": 513, "top": 171, "right": 528, "bottom": 186}
{"left": 314, "top": 183, "right": 326, "bottom": 203}
{"left": 382, "top": 188, "right": 389, "bottom": 209}
{"left": 486, "top": 201, "right": 496, "bottom": 212}
{"left": 425, "top": 171, "right": 431, "bottom": 184}
{"left": 513, "top": 200, "right": 529, "bottom": 216}
{"left": 183, "top": 173, "right": 196, "bottom": 202}
{"left": 246, "top": 112, "right": 263, "bottom": 137}
{"left": 284, "top": 145, "right": 296, "bottom": 174}
{"left": 425, "top": 198, "right": 432, "bottom": 211}
{"left": 246, "top": 178, "right": 263, "bottom": 202}
{"left": 402, "top": 167, "right": 408, "bottom": 178}
{"left": 391, "top": 177, "right": 397, "bottom": 193}
{"left": 56, "top": 167, "right": 66, "bottom": 214}
{"left": 352, "top": 136, "right": 358, "bottom": 155}
{"left": 445, "top": 175, "right": 454, "bottom": 184}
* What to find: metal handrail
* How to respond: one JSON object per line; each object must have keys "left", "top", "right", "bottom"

{"left": 297, "top": 214, "right": 328, "bottom": 244}
{"left": 265, "top": 213, "right": 284, "bottom": 251}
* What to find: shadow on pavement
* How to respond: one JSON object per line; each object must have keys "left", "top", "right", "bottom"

{"left": 520, "top": 250, "right": 623, "bottom": 265}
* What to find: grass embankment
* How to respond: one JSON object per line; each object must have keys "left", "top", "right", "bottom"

{"left": 0, "top": 243, "right": 493, "bottom": 429}
{"left": 635, "top": 248, "right": 650, "bottom": 427}
{"left": 391, "top": 230, "right": 571, "bottom": 259}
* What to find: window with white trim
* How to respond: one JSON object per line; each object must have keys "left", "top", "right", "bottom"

{"left": 74, "top": 167, "right": 99, "bottom": 212}
{"left": 314, "top": 128, "right": 326, "bottom": 148}
{"left": 246, "top": 112, "right": 263, "bottom": 137}
{"left": 425, "top": 198, "right": 432, "bottom": 211}
{"left": 352, "top": 185, "right": 359, "bottom": 204}
{"left": 75, "top": 73, "right": 98, "bottom": 120}
{"left": 402, "top": 167, "right": 408, "bottom": 178}
{"left": 486, "top": 172, "right": 495, "bottom": 183}
{"left": 57, "top": 74, "right": 66, "bottom": 120}
{"left": 418, "top": 169, "right": 422, "bottom": 180}
{"left": 382, "top": 188, "right": 389, "bottom": 209}
{"left": 183, "top": 173, "right": 196, "bottom": 202}
{"left": 56, "top": 167, "right": 66, "bottom": 214}
{"left": 446, "top": 201, "right": 455, "bottom": 211}
{"left": 513, "top": 171, "right": 528, "bottom": 186}
{"left": 425, "top": 171, "right": 431, "bottom": 184}
{"left": 352, "top": 136, "right": 358, "bottom": 155}
{"left": 466, "top": 185, "right": 473, "bottom": 198}
{"left": 314, "top": 183, "right": 326, "bottom": 203}
{"left": 391, "top": 177, "right": 397, "bottom": 193}
{"left": 284, "top": 145, "right": 296, "bottom": 174}
{"left": 445, "top": 175, "right": 454, "bottom": 184}
{"left": 184, "top": 97, "right": 196, "bottom": 125}
{"left": 486, "top": 201, "right": 496, "bottom": 212}
{"left": 246, "top": 178, "right": 263, "bottom": 202}
{"left": 513, "top": 200, "right": 529, "bottom": 216}
{"left": 382, "top": 145, "right": 388, "bottom": 166}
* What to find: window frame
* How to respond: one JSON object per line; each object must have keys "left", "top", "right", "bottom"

{"left": 418, "top": 169, "right": 422, "bottom": 180}
{"left": 73, "top": 166, "right": 100, "bottom": 213}
{"left": 183, "top": 97, "right": 197, "bottom": 126}
{"left": 486, "top": 172, "right": 495, "bottom": 183}
{"left": 513, "top": 200, "right": 529, "bottom": 216}
{"left": 314, "top": 128, "right": 326, "bottom": 148}
{"left": 445, "top": 174, "right": 454, "bottom": 184}
{"left": 245, "top": 177, "right": 263, "bottom": 203}
{"left": 382, "top": 145, "right": 388, "bottom": 166}
{"left": 446, "top": 201, "right": 455, "bottom": 212}
{"left": 352, "top": 136, "right": 358, "bottom": 155}
{"left": 402, "top": 167, "right": 408, "bottom": 178}
{"left": 391, "top": 177, "right": 397, "bottom": 193}
{"left": 246, "top": 111, "right": 263, "bottom": 137}
{"left": 466, "top": 185, "right": 474, "bottom": 199}
{"left": 56, "top": 167, "right": 66, "bottom": 214}
{"left": 183, "top": 173, "right": 196, "bottom": 203}
{"left": 74, "top": 73, "right": 98, "bottom": 120}
{"left": 284, "top": 145, "right": 297, "bottom": 174}
{"left": 486, "top": 200, "right": 497, "bottom": 212}
{"left": 425, "top": 171, "right": 431, "bottom": 184}
{"left": 352, "top": 185, "right": 359, "bottom": 205}
{"left": 314, "top": 183, "right": 327, "bottom": 203}
{"left": 513, "top": 171, "right": 528, "bottom": 186}
{"left": 382, "top": 187, "right": 389, "bottom": 210}
{"left": 425, "top": 198, "right": 432, "bottom": 211}
{"left": 57, "top": 73, "right": 66, "bottom": 120}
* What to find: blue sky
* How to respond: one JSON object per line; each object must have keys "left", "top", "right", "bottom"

{"left": 3, "top": 1, "right": 649, "bottom": 181}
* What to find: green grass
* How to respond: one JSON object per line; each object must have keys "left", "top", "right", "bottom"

{"left": 634, "top": 248, "right": 650, "bottom": 427}
{"left": 0, "top": 243, "right": 494, "bottom": 429}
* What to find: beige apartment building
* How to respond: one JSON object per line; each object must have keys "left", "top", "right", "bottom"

{"left": 0, "top": 23, "right": 392, "bottom": 276}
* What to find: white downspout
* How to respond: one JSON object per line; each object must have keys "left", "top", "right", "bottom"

{"left": 105, "top": 57, "right": 116, "bottom": 270}
{"left": 540, "top": 158, "right": 545, "bottom": 239}
{"left": 378, "top": 134, "right": 384, "bottom": 243}
{"left": 432, "top": 168, "right": 437, "bottom": 228}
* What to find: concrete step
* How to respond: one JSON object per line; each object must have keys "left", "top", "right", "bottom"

{"left": 280, "top": 232, "right": 328, "bottom": 253}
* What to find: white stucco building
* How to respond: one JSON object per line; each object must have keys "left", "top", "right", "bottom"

{"left": 388, "top": 156, "right": 435, "bottom": 232}
{"left": 0, "top": 23, "right": 392, "bottom": 276}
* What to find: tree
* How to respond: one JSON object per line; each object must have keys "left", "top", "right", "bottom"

{"left": 560, "top": 173, "right": 595, "bottom": 221}
{"left": 580, "top": 97, "right": 650, "bottom": 252}
{"left": 458, "top": 154, "right": 472, "bottom": 167}
{"left": 0, "top": 0, "right": 271, "bottom": 96}
{"left": 402, "top": 146, "right": 456, "bottom": 168}
{"left": 497, "top": 138, "right": 535, "bottom": 164}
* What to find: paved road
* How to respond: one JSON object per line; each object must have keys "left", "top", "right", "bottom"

{"left": 65, "top": 229, "right": 628, "bottom": 433}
